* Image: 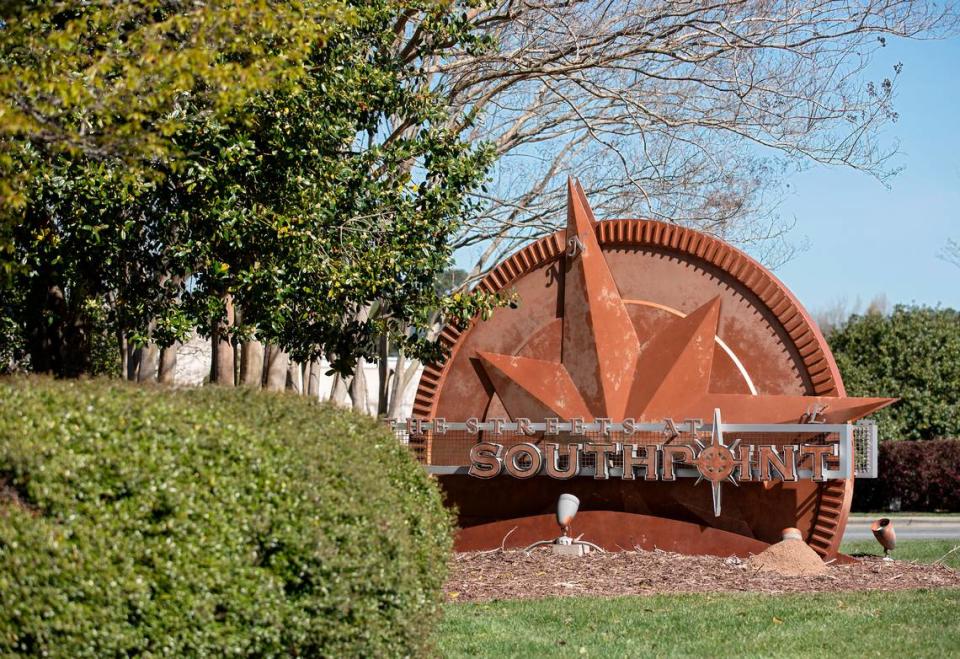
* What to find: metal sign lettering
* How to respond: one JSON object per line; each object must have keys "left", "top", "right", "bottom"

{"left": 396, "top": 408, "right": 855, "bottom": 517}
{"left": 395, "top": 416, "right": 705, "bottom": 436}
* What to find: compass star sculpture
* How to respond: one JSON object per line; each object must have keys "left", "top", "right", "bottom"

{"left": 693, "top": 408, "right": 741, "bottom": 516}
{"left": 477, "top": 179, "right": 894, "bottom": 427}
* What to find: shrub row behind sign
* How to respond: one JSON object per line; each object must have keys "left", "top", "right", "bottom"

{"left": 852, "top": 439, "right": 960, "bottom": 512}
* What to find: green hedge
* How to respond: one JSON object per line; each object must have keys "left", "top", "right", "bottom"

{"left": 829, "top": 306, "right": 960, "bottom": 440}
{"left": 852, "top": 439, "right": 960, "bottom": 512}
{"left": 0, "top": 378, "right": 453, "bottom": 656}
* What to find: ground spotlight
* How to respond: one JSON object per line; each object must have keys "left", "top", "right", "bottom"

{"left": 871, "top": 518, "right": 896, "bottom": 558}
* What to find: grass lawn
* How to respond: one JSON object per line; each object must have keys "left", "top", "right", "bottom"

{"left": 436, "top": 540, "right": 960, "bottom": 658}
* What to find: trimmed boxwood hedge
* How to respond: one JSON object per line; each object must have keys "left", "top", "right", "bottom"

{"left": 0, "top": 377, "right": 453, "bottom": 656}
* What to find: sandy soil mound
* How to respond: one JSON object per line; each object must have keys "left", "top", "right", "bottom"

{"left": 748, "top": 539, "right": 827, "bottom": 576}
{"left": 445, "top": 547, "right": 960, "bottom": 602}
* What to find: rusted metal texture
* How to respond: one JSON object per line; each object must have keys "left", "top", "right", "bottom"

{"left": 415, "top": 179, "right": 894, "bottom": 559}
{"left": 454, "top": 510, "right": 772, "bottom": 556}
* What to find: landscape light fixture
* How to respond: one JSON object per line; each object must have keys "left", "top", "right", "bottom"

{"left": 522, "top": 493, "right": 604, "bottom": 556}
{"left": 871, "top": 518, "right": 896, "bottom": 559}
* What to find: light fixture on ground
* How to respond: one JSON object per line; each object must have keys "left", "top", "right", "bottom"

{"left": 872, "top": 518, "right": 896, "bottom": 559}
{"left": 522, "top": 493, "right": 604, "bottom": 556}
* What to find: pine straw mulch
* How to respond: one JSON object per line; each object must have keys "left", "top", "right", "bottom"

{"left": 444, "top": 546, "right": 960, "bottom": 602}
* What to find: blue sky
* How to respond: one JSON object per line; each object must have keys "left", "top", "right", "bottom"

{"left": 769, "top": 35, "right": 960, "bottom": 314}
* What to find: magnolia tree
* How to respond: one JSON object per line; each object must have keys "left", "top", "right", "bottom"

{"left": 0, "top": 0, "right": 499, "bottom": 387}
{"left": 0, "top": 0, "right": 343, "bottom": 376}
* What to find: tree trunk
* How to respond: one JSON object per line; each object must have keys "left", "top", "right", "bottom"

{"left": 126, "top": 344, "right": 141, "bottom": 381}
{"left": 138, "top": 319, "right": 160, "bottom": 383}
{"left": 388, "top": 355, "right": 421, "bottom": 420}
{"left": 154, "top": 274, "right": 181, "bottom": 385}
{"left": 158, "top": 344, "right": 178, "bottom": 384}
{"left": 24, "top": 279, "right": 92, "bottom": 377}
{"left": 350, "top": 359, "right": 368, "bottom": 414}
{"left": 211, "top": 294, "right": 236, "bottom": 386}
{"left": 119, "top": 333, "right": 128, "bottom": 380}
{"left": 307, "top": 360, "right": 321, "bottom": 398}
{"left": 138, "top": 341, "right": 160, "bottom": 383}
{"left": 387, "top": 352, "right": 406, "bottom": 419}
{"left": 264, "top": 345, "right": 288, "bottom": 391}
{"left": 239, "top": 338, "right": 265, "bottom": 388}
{"left": 330, "top": 372, "right": 350, "bottom": 407}
{"left": 386, "top": 352, "right": 406, "bottom": 419}
{"left": 287, "top": 359, "right": 302, "bottom": 393}
{"left": 377, "top": 335, "right": 389, "bottom": 417}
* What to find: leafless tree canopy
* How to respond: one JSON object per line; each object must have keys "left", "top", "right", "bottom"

{"left": 419, "top": 0, "right": 956, "bottom": 275}
{"left": 943, "top": 238, "right": 960, "bottom": 268}
{"left": 814, "top": 293, "right": 890, "bottom": 336}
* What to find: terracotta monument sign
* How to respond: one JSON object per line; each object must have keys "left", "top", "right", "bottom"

{"left": 396, "top": 179, "right": 893, "bottom": 560}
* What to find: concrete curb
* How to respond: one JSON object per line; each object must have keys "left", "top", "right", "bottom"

{"left": 847, "top": 517, "right": 960, "bottom": 526}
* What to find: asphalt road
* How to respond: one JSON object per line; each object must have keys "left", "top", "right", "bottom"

{"left": 844, "top": 516, "right": 960, "bottom": 541}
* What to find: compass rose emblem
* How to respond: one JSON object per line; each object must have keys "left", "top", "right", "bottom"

{"left": 693, "top": 409, "right": 742, "bottom": 516}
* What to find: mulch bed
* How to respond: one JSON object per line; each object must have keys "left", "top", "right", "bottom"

{"left": 445, "top": 547, "right": 960, "bottom": 602}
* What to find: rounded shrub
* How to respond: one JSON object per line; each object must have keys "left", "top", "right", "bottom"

{"left": 0, "top": 377, "right": 453, "bottom": 656}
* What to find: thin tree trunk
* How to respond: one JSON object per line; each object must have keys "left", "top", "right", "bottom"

{"left": 239, "top": 338, "right": 265, "bottom": 388}
{"left": 377, "top": 335, "right": 389, "bottom": 417}
{"left": 330, "top": 372, "right": 350, "bottom": 407}
{"left": 158, "top": 344, "right": 178, "bottom": 384}
{"left": 264, "top": 345, "right": 288, "bottom": 391}
{"left": 350, "top": 359, "right": 368, "bottom": 414}
{"left": 138, "top": 323, "right": 160, "bottom": 383}
{"left": 126, "top": 344, "right": 141, "bottom": 381}
{"left": 307, "top": 359, "right": 321, "bottom": 398}
{"left": 119, "top": 333, "right": 128, "bottom": 380}
{"left": 287, "top": 359, "right": 302, "bottom": 393}
{"left": 211, "top": 294, "right": 236, "bottom": 386}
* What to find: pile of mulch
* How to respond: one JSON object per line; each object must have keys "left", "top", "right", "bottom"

{"left": 749, "top": 539, "right": 827, "bottom": 576}
{"left": 445, "top": 546, "right": 960, "bottom": 602}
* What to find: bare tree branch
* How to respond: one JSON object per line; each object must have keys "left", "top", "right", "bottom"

{"left": 430, "top": 0, "right": 957, "bottom": 276}
{"left": 941, "top": 238, "right": 960, "bottom": 269}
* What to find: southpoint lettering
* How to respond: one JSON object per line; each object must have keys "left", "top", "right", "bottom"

{"left": 467, "top": 440, "right": 837, "bottom": 483}
{"left": 395, "top": 409, "right": 855, "bottom": 516}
